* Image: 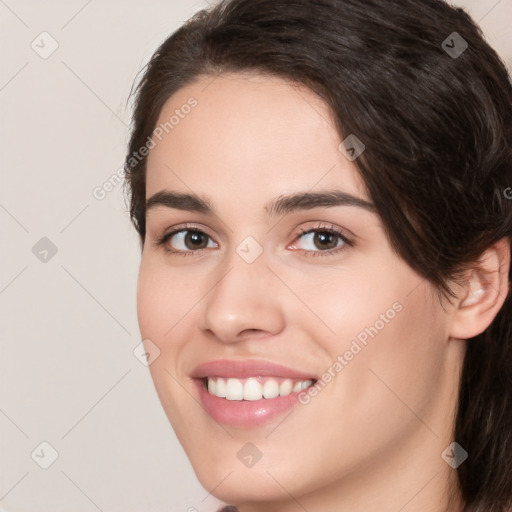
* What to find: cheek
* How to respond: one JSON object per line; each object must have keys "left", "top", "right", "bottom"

{"left": 136, "top": 280, "right": 165, "bottom": 340}
{"left": 318, "top": 281, "right": 447, "bottom": 445}
{"left": 136, "top": 255, "right": 206, "bottom": 392}
{"left": 136, "top": 259, "right": 196, "bottom": 432}
{"left": 136, "top": 255, "right": 192, "bottom": 341}
{"left": 290, "top": 259, "right": 448, "bottom": 432}
{"left": 283, "top": 257, "right": 410, "bottom": 349}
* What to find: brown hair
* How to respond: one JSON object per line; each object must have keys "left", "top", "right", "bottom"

{"left": 124, "top": 0, "right": 512, "bottom": 509}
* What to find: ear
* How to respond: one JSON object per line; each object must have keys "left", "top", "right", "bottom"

{"left": 449, "top": 238, "right": 510, "bottom": 340}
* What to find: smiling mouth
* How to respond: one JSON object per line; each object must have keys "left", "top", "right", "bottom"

{"left": 203, "top": 376, "right": 316, "bottom": 401}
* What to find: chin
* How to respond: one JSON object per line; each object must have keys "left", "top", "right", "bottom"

{"left": 194, "top": 468, "right": 286, "bottom": 506}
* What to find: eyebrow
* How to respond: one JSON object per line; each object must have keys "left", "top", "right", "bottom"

{"left": 145, "top": 189, "right": 376, "bottom": 217}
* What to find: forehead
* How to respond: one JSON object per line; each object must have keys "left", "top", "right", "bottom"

{"left": 145, "top": 72, "right": 369, "bottom": 206}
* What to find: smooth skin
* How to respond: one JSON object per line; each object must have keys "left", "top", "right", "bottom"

{"left": 137, "top": 72, "right": 510, "bottom": 512}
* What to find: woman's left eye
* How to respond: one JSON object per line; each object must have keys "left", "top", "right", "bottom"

{"left": 289, "top": 227, "right": 353, "bottom": 257}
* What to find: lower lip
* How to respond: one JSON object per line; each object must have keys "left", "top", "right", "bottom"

{"left": 195, "top": 379, "right": 305, "bottom": 428}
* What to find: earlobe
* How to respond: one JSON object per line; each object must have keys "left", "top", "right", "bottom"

{"left": 449, "top": 238, "right": 511, "bottom": 340}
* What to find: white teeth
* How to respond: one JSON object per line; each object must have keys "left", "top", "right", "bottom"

{"left": 206, "top": 377, "right": 314, "bottom": 400}
{"left": 262, "top": 378, "right": 280, "bottom": 399}
{"left": 243, "top": 378, "right": 263, "bottom": 401}
{"left": 225, "top": 378, "right": 244, "bottom": 400}
{"left": 293, "top": 379, "right": 313, "bottom": 392}
{"left": 216, "top": 378, "right": 227, "bottom": 398}
{"left": 279, "top": 380, "right": 293, "bottom": 397}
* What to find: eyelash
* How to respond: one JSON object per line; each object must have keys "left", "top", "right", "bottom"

{"left": 294, "top": 225, "right": 353, "bottom": 257}
{"left": 154, "top": 222, "right": 354, "bottom": 258}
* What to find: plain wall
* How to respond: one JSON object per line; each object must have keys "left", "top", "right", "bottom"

{"left": 1, "top": 1, "right": 510, "bottom": 511}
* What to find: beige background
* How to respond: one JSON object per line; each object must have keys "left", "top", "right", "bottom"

{"left": 1, "top": 1, "right": 510, "bottom": 511}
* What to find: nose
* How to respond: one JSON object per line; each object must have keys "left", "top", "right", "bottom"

{"left": 198, "top": 252, "right": 286, "bottom": 344}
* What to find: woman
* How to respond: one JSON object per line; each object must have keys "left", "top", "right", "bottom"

{"left": 124, "top": 0, "right": 512, "bottom": 510}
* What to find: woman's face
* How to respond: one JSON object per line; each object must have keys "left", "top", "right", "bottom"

{"left": 138, "top": 73, "right": 463, "bottom": 507}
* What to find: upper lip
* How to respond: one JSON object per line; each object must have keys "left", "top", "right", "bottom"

{"left": 191, "top": 359, "right": 317, "bottom": 380}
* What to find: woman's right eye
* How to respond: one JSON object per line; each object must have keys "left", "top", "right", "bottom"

{"left": 156, "top": 228, "right": 218, "bottom": 255}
